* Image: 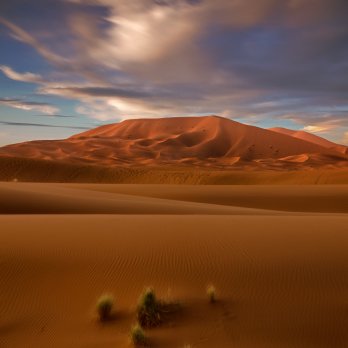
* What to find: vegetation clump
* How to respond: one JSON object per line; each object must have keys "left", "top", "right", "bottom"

{"left": 207, "top": 285, "right": 217, "bottom": 303}
{"left": 96, "top": 294, "right": 114, "bottom": 321}
{"left": 137, "top": 287, "right": 161, "bottom": 328}
{"left": 130, "top": 323, "right": 146, "bottom": 346}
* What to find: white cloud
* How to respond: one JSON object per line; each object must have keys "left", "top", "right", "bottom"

{"left": 0, "top": 65, "right": 43, "bottom": 83}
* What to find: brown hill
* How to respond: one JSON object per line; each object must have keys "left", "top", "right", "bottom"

{"left": 0, "top": 116, "right": 346, "bottom": 170}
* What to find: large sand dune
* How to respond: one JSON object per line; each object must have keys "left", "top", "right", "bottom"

{"left": 0, "top": 183, "right": 347, "bottom": 347}
{"left": 0, "top": 116, "right": 347, "bottom": 173}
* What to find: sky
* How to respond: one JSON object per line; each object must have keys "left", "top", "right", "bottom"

{"left": 0, "top": 0, "right": 348, "bottom": 146}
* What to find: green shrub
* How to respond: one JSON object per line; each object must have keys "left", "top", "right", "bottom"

{"left": 96, "top": 294, "right": 114, "bottom": 321}
{"left": 137, "top": 287, "right": 161, "bottom": 328}
{"left": 130, "top": 324, "right": 146, "bottom": 346}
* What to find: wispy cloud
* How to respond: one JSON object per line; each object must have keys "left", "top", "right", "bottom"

{"left": 0, "top": 121, "right": 89, "bottom": 130}
{"left": 36, "top": 114, "right": 76, "bottom": 118}
{"left": 0, "top": 65, "right": 44, "bottom": 83}
{"left": 0, "top": 98, "right": 59, "bottom": 115}
{"left": 0, "top": 16, "right": 68, "bottom": 67}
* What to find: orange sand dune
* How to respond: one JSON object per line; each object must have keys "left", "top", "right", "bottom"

{"left": 1, "top": 183, "right": 348, "bottom": 214}
{"left": 270, "top": 127, "right": 348, "bottom": 154}
{"left": 0, "top": 116, "right": 347, "bottom": 170}
{"left": 0, "top": 182, "right": 287, "bottom": 215}
{"left": 68, "top": 184, "right": 348, "bottom": 213}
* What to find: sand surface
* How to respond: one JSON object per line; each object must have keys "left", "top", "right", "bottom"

{"left": 0, "top": 184, "right": 348, "bottom": 348}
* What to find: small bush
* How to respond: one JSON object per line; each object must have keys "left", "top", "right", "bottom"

{"left": 207, "top": 285, "right": 216, "bottom": 303}
{"left": 96, "top": 294, "right": 114, "bottom": 321}
{"left": 137, "top": 287, "right": 161, "bottom": 328}
{"left": 130, "top": 324, "right": 146, "bottom": 346}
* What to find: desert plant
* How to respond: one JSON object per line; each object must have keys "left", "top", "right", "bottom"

{"left": 137, "top": 287, "right": 161, "bottom": 328}
{"left": 130, "top": 323, "right": 146, "bottom": 346}
{"left": 206, "top": 285, "right": 217, "bottom": 303}
{"left": 96, "top": 294, "right": 114, "bottom": 321}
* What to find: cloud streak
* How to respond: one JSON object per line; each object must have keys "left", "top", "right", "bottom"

{"left": 0, "top": 16, "right": 69, "bottom": 67}
{"left": 0, "top": 65, "right": 44, "bottom": 83}
{"left": 0, "top": 98, "right": 59, "bottom": 115}
{"left": 0, "top": 121, "right": 90, "bottom": 130}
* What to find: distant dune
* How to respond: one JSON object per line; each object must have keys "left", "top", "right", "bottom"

{"left": 0, "top": 116, "right": 347, "bottom": 183}
{"left": 269, "top": 127, "right": 347, "bottom": 154}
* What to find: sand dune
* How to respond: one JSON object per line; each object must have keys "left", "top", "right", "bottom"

{"left": 0, "top": 182, "right": 287, "bottom": 215}
{"left": 1, "top": 183, "right": 348, "bottom": 214}
{"left": 270, "top": 127, "right": 348, "bottom": 154}
{"left": 0, "top": 116, "right": 347, "bottom": 171}
{"left": 68, "top": 184, "right": 348, "bottom": 213}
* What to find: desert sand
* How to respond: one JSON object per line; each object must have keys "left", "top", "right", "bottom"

{"left": 1, "top": 183, "right": 348, "bottom": 348}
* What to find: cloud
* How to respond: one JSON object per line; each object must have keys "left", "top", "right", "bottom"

{"left": 302, "top": 125, "right": 336, "bottom": 134}
{"left": 0, "top": 98, "right": 59, "bottom": 115}
{"left": 0, "top": 16, "right": 68, "bottom": 66}
{"left": 36, "top": 114, "right": 76, "bottom": 118}
{"left": 0, "top": 65, "right": 44, "bottom": 83}
{"left": 0, "top": 121, "right": 89, "bottom": 130}
{"left": 39, "top": 86, "right": 155, "bottom": 99}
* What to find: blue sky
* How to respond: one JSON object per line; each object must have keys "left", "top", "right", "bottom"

{"left": 0, "top": 0, "right": 347, "bottom": 146}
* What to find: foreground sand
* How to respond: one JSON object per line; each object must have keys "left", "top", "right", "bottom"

{"left": 0, "top": 184, "right": 348, "bottom": 347}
